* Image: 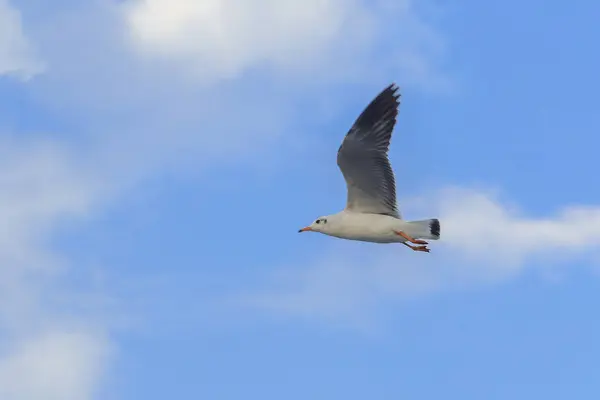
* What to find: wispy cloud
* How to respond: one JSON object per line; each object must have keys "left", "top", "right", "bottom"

{"left": 0, "top": 135, "right": 112, "bottom": 400}
{"left": 0, "top": 0, "right": 44, "bottom": 79}
{"left": 121, "top": 0, "right": 449, "bottom": 89}
{"left": 123, "top": 0, "right": 371, "bottom": 79}
{"left": 0, "top": 331, "right": 111, "bottom": 400}
{"left": 246, "top": 187, "right": 600, "bottom": 326}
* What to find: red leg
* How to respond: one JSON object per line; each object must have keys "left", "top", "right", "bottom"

{"left": 394, "top": 230, "right": 428, "bottom": 245}
{"left": 402, "top": 242, "right": 430, "bottom": 253}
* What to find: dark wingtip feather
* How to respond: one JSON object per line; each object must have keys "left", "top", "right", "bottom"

{"left": 382, "top": 83, "right": 401, "bottom": 103}
{"left": 387, "top": 82, "right": 400, "bottom": 93}
{"left": 387, "top": 82, "right": 400, "bottom": 94}
{"left": 352, "top": 83, "right": 401, "bottom": 131}
{"left": 379, "top": 83, "right": 401, "bottom": 114}
{"left": 430, "top": 219, "right": 441, "bottom": 238}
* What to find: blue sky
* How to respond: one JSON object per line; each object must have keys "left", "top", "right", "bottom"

{"left": 1, "top": 0, "right": 600, "bottom": 399}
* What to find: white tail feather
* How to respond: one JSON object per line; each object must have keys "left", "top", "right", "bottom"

{"left": 406, "top": 219, "right": 441, "bottom": 240}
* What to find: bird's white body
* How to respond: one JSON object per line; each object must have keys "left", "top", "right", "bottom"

{"left": 308, "top": 212, "right": 439, "bottom": 244}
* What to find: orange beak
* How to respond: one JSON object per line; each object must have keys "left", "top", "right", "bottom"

{"left": 298, "top": 227, "right": 312, "bottom": 233}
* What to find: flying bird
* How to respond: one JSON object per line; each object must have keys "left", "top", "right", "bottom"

{"left": 298, "top": 83, "right": 440, "bottom": 252}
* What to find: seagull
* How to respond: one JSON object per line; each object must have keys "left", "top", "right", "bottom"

{"left": 298, "top": 83, "right": 440, "bottom": 253}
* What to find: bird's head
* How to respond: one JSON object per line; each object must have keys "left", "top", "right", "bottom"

{"left": 298, "top": 216, "right": 332, "bottom": 234}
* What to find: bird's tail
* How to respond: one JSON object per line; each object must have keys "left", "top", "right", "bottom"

{"left": 406, "top": 219, "right": 441, "bottom": 240}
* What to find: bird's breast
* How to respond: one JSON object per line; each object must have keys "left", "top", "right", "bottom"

{"left": 326, "top": 213, "right": 406, "bottom": 244}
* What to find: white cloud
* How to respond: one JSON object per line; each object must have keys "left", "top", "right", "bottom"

{"left": 0, "top": 331, "right": 111, "bottom": 400}
{"left": 0, "top": 135, "right": 112, "bottom": 400}
{"left": 437, "top": 188, "right": 600, "bottom": 264}
{"left": 123, "top": 0, "right": 372, "bottom": 80}
{"left": 246, "top": 187, "right": 600, "bottom": 325}
{"left": 0, "top": 0, "right": 44, "bottom": 79}
{"left": 122, "top": 0, "right": 448, "bottom": 87}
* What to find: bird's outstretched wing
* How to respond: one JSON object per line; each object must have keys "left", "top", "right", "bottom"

{"left": 336, "top": 83, "right": 401, "bottom": 218}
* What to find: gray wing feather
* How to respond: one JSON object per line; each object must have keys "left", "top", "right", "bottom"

{"left": 337, "top": 84, "right": 401, "bottom": 218}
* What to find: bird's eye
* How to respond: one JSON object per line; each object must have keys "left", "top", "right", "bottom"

{"left": 315, "top": 219, "right": 321, "bottom": 224}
